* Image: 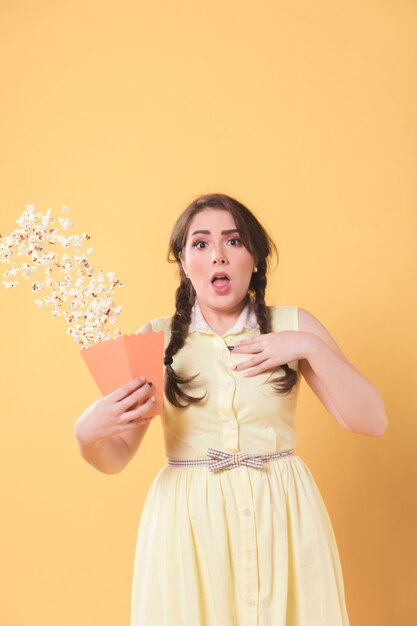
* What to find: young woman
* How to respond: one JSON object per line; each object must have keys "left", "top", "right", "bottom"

{"left": 74, "top": 193, "right": 388, "bottom": 626}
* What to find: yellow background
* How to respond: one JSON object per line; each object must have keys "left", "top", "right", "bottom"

{"left": 1, "top": 1, "right": 416, "bottom": 624}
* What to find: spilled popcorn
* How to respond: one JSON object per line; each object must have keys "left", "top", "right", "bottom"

{"left": 0, "top": 204, "right": 124, "bottom": 349}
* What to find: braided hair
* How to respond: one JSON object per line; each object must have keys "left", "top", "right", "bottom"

{"left": 165, "top": 193, "right": 298, "bottom": 407}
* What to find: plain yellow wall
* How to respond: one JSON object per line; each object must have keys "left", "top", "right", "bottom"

{"left": 1, "top": 1, "right": 416, "bottom": 625}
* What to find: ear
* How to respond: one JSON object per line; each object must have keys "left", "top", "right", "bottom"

{"left": 179, "top": 250, "right": 188, "bottom": 276}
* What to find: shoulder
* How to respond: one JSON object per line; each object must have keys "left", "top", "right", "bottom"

{"left": 296, "top": 306, "right": 352, "bottom": 364}
{"left": 267, "top": 304, "right": 299, "bottom": 331}
{"left": 134, "top": 314, "right": 172, "bottom": 334}
{"left": 267, "top": 305, "right": 334, "bottom": 336}
{"left": 296, "top": 306, "right": 331, "bottom": 336}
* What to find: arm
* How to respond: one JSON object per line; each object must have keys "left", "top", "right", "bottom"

{"left": 74, "top": 434, "right": 140, "bottom": 475}
{"left": 74, "top": 321, "right": 156, "bottom": 473}
{"left": 298, "top": 307, "right": 389, "bottom": 437}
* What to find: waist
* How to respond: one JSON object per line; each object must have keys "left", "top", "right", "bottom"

{"left": 167, "top": 447, "right": 295, "bottom": 472}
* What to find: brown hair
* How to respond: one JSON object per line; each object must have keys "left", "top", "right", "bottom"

{"left": 164, "top": 193, "right": 298, "bottom": 407}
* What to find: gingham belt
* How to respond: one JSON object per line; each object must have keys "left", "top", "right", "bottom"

{"left": 167, "top": 447, "right": 295, "bottom": 472}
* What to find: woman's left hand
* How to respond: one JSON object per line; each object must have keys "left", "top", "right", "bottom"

{"left": 231, "top": 331, "right": 315, "bottom": 377}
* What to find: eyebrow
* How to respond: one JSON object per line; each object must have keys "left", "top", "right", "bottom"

{"left": 190, "top": 228, "right": 240, "bottom": 236}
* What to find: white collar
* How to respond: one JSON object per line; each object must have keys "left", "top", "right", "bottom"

{"left": 188, "top": 297, "right": 259, "bottom": 335}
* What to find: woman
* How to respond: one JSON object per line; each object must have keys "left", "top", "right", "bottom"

{"left": 74, "top": 193, "right": 388, "bottom": 625}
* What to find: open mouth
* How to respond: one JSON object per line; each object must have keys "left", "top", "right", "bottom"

{"left": 211, "top": 276, "right": 230, "bottom": 284}
{"left": 211, "top": 272, "right": 231, "bottom": 284}
{"left": 211, "top": 273, "right": 231, "bottom": 293}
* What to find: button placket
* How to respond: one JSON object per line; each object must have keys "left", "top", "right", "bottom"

{"left": 232, "top": 468, "right": 259, "bottom": 622}
{"left": 218, "top": 334, "right": 259, "bottom": 623}
{"left": 217, "top": 338, "right": 240, "bottom": 452}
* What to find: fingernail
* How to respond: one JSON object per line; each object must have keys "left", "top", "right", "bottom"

{"left": 151, "top": 396, "right": 156, "bottom": 402}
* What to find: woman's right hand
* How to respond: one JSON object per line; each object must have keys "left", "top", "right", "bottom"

{"left": 74, "top": 377, "right": 156, "bottom": 446}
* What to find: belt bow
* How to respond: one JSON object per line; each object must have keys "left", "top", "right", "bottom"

{"left": 206, "top": 447, "right": 265, "bottom": 472}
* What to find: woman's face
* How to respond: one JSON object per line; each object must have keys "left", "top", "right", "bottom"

{"left": 180, "top": 208, "right": 256, "bottom": 313}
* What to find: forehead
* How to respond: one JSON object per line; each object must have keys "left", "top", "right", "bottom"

{"left": 186, "top": 208, "right": 237, "bottom": 236}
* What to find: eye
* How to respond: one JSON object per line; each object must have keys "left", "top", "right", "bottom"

{"left": 191, "top": 240, "right": 207, "bottom": 250}
{"left": 227, "top": 237, "right": 242, "bottom": 246}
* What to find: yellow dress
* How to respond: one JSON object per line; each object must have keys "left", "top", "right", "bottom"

{"left": 130, "top": 301, "right": 350, "bottom": 626}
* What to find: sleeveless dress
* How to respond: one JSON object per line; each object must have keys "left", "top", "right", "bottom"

{"left": 130, "top": 301, "right": 350, "bottom": 626}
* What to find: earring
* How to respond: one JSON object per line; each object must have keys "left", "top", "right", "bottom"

{"left": 253, "top": 266, "right": 258, "bottom": 273}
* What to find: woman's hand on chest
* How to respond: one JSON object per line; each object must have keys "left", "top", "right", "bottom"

{"left": 230, "top": 331, "right": 317, "bottom": 377}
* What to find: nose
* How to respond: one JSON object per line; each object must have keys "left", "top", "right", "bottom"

{"left": 211, "top": 247, "right": 228, "bottom": 265}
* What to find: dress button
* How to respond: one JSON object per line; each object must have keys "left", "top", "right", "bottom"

{"left": 243, "top": 508, "right": 252, "bottom": 517}
{"left": 226, "top": 380, "right": 233, "bottom": 388}
{"left": 227, "top": 420, "right": 237, "bottom": 430}
{"left": 246, "top": 597, "right": 256, "bottom": 607}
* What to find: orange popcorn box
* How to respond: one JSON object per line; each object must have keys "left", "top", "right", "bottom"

{"left": 80, "top": 331, "right": 164, "bottom": 418}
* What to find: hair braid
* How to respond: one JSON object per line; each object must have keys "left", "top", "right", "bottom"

{"left": 164, "top": 278, "right": 207, "bottom": 407}
{"left": 251, "top": 263, "right": 298, "bottom": 395}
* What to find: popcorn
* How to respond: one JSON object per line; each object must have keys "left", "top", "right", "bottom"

{"left": 0, "top": 204, "right": 124, "bottom": 349}
{"left": 58, "top": 216, "right": 74, "bottom": 230}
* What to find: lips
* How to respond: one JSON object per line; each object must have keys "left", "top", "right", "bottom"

{"left": 211, "top": 272, "right": 231, "bottom": 283}
{"left": 211, "top": 272, "right": 231, "bottom": 294}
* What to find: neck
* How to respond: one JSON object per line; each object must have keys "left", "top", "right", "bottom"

{"left": 197, "top": 295, "right": 250, "bottom": 335}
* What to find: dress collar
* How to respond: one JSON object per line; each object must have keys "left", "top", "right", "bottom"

{"left": 188, "top": 296, "right": 259, "bottom": 335}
